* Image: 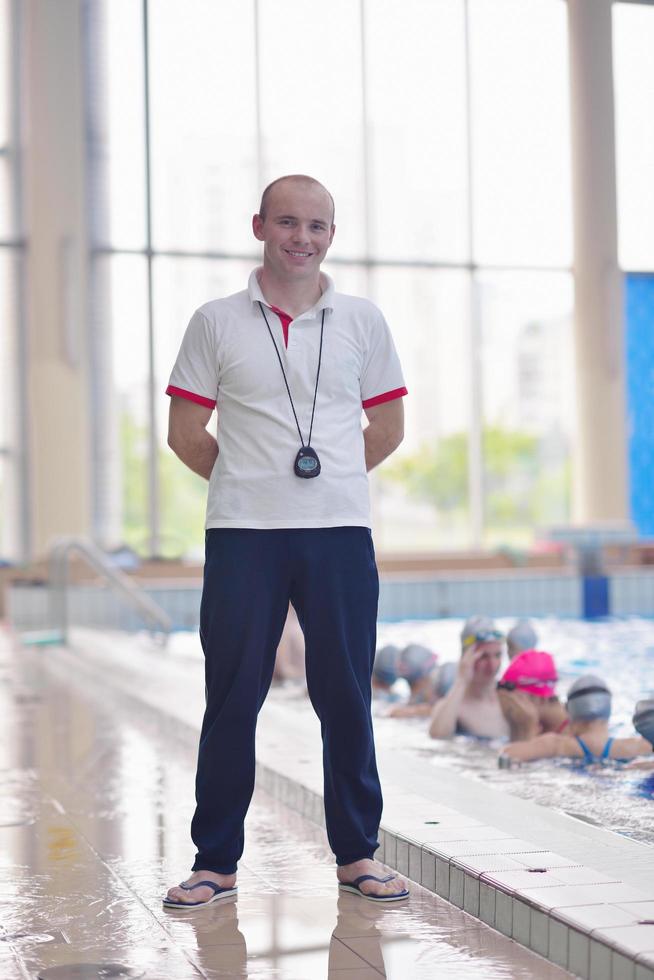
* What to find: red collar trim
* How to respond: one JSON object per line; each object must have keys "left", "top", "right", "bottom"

{"left": 269, "top": 305, "right": 292, "bottom": 348}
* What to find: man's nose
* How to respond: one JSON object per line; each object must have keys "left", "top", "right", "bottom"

{"left": 292, "top": 224, "right": 311, "bottom": 243}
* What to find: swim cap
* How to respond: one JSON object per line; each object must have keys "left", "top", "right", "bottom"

{"left": 461, "top": 615, "right": 503, "bottom": 649}
{"left": 507, "top": 620, "right": 538, "bottom": 655}
{"left": 499, "top": 650, "right": 558, "bottom": 698}
{"left": 433, "top": 661, "right": 457, "bottom": 698}
{"left": 398, "top": 644, "right": 438, "bottom": 685}
{"left": 566, "top": 674, "right": 611, "bottom": 721}
{"left": 373, "top": 644, "right": 400, "bottom": 686}
{"left": 633, "top": 698, "right": 654, "bottom": 748}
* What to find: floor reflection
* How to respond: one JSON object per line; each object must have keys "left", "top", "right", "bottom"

{"left": 0, "top": 628, "right": 572, "bottom": 978}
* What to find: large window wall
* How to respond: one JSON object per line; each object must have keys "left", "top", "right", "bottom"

{"left": 614, "top": 1, "right": 654, "bottom": 272}
{"left": 92, "top": 0, "right": 574, "bottom": 557}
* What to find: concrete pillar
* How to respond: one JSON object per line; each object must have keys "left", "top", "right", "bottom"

{"left": 22, "top": 0, "right": 92, "bottom": 556}
{"left": 567, "top": 0, "right": 628, "bottom": 523}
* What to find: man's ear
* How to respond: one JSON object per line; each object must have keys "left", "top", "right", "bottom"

{"left": 252, "top": 213, "right": 265, "bottom": 241}
{"left": 329, "top": 224, "right": 336, "bottom": 245}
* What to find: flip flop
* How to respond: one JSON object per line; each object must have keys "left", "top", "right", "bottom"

{"left": 338, "top": 873, "right": 410, "bottom": 903}
{"left": 162, "top": 879, "right": 238, "bottom": 909}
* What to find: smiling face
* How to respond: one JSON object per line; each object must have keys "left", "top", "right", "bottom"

{"left": 252, "top": 178, "right": 335, "bottom": 285}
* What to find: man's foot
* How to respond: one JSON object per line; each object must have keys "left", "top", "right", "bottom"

{"left": 164, "top": 869, "right": 237, "bottom": 907}
{"left": 337, "top": 858, "right": 409, "bottom": 901}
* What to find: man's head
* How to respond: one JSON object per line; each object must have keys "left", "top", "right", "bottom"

{"left": 252, "top": 175, "right": 335, "bottom": 283}
{"left": 460, "top": 615, "right": 504, "bottom": 680}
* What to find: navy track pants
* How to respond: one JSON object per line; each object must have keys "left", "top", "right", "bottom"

{"left": 190, "top": 526, "right": 383, "bottom": 875}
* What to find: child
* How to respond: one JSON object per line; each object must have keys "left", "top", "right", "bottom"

{"left": 625, "top": 698, "right": 654, "bottom": 771}
{"left": 496, "top": 649, "right": 567, "bottom": 740}
{"left": 387, "top": 644, "right": 440, "bottom": 718}
{"left": 506, "top": 620, "right": 538, "bottom": 660}
{"left": 372, "top": 644, "right": 401, "bottom": 700}
{"left": 499, "top": 675, "right": 653, "bottom": 765}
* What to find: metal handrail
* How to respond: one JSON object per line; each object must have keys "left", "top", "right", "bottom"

{"left": 48, "top": 537, "right": 173, "bottom": 644}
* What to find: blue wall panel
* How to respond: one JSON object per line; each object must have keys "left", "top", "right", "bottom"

{"left": 626, "top": 273, "right": 654, "bottom": 537}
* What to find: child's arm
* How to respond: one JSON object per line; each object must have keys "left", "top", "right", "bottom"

{"left": 610, "top": 736, "right": 654, "bottom": 760}
{"left": 624, "top": 758, "right": 654, "bottom": 771}
{"left": 500, "top": 731, "right": 576, "bottom": 763}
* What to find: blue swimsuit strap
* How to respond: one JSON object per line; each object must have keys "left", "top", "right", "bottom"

{"left": 576, "top": 735, "right": 614, "bottom": 763}
{"left": 575, "top": 735, "right": 596, "bottom": 764}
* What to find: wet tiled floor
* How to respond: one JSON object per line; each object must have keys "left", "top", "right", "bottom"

{"left": 0, "top": 628, "right": 573, "bottom": 978}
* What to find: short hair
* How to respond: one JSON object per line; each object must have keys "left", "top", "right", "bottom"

{"left": 258, "top": 175, "right": 335, "bottom": 223}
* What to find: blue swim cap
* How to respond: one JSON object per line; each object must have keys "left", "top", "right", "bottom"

{"left": 566, "top": 674, "right": 611, "bottom": 721}
{"left": 373, "top": 644, "right": 401, "bottom": 686}
{"left": 633, "top": 698, "right": 654, "bottom": 748}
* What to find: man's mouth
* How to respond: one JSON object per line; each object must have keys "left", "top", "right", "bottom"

{"left": 284, "top": 249, "right": 312, "bottom": 257}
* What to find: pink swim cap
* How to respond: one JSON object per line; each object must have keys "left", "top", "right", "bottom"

{"left": 499, "top": 650, "right": 558, "bottom": 698}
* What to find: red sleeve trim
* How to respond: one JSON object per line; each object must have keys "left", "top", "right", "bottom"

{"left": 166, "top": 385, "right": 216, "bottom": 409}
{"left": 362, "top": 386, "right": 408, "bottom": 409}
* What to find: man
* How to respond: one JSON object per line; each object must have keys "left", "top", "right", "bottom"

{"left": 428, "top": 616, "right": 510, "bottom": 739}
{"left": 164, "top": 175, "right": 409, "bottom": 907}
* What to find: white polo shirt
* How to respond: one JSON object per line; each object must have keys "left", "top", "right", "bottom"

{"left": 166, "top": 268, "right": 407, "bottom": 530}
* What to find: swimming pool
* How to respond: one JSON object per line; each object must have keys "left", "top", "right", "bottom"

{"left": 131, "top": 615, "right": 654, "bottom": 846}
{"left": 373, "top": 616, "right": 654, "bottom": 845}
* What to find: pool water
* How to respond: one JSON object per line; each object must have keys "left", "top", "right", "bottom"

{"left": 374, "top": 616, "right": 654, "bottom": 845}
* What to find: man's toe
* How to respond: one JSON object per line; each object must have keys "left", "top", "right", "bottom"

{"left": 166, "top": 885, "right": 200, "bottom": 904}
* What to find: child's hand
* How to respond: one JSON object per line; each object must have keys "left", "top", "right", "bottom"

{"left": 497, "top": 688, "right": 539, "bottom": 740}
{"left": 537, "top": 698, "right": 568, "bottom": 733}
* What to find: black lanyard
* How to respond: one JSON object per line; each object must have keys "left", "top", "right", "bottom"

{"left": 258, "top": 301, "right": 325, "bottom": 478}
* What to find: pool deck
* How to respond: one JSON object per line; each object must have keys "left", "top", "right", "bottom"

{"left": 35, "top": 629, "right": 654, "bottom": 979}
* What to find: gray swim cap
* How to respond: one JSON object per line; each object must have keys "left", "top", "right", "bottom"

{"left": 507, "top": 619, "right": 538, "bottom": 654}
{"left": 633, "top": 698, "right": 654, "bottom": 748}
{"left": 433, "top": 661, "right": 457, "bottom": 698}
{"left": 398, "top": 644, "right": 438, "bottom": 684}
{"left": 566, "top": 674, "right": 611, "bottom": 721}
{"left": 461, "top": 615, "right": 498, "bottom": 647}
{"left": 373, "top": 644, "right": 401, "bottom": 686}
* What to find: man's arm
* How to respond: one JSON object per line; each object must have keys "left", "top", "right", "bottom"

{"left": 167, "top": 396, "right": 218, "bottom": 480}
{"left": 427, "top": 679, "right": 467, "bottom": 738}
{"left": 427, "top": 645, "right": 482, "bottom": 739}
{"left": 363, "top": 398, "right": 404, "bottom": 472}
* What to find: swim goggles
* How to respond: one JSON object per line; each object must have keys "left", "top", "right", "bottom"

{"left": 462, "top": 629, "right": 504, "bottom": 648}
